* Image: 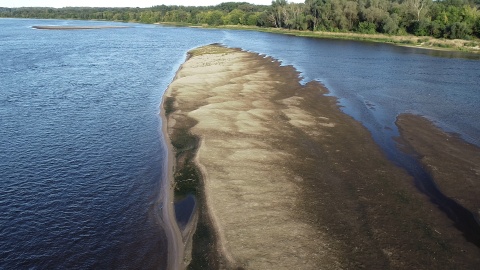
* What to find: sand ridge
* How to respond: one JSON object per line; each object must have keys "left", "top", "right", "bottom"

{"left": 165, "top": 46, "right": 340, "bottom": 269}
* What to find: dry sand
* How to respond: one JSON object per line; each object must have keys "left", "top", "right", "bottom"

{"left": 163, "top": 45, "right": 480, "bottom": 269}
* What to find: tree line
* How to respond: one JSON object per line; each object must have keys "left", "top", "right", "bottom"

{"left": 1, "top": 0, "right": 479, "bottom": 39}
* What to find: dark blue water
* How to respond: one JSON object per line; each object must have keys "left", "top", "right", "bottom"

{"left": 1, "top": 18, "right": 479, "bottom": 268}
{"left": 0, "top": 19, "right": 223, "bottom": 269}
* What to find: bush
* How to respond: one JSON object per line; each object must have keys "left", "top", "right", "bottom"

{"left": 246, "top": 13, "right": 258, "bottom": 26}
{"left": 410, "top": 20, "right": 430, "bottom": 36}
{"left": 205, "top": 10, "right": 224, "bottom": 26}
{"left": 381, "top": 16, "right": 399, "bottom": 34}
{"left": 447, "top": 22, "right": 472, "bottom": 39}
{"left": 357, "top": 22, "right": 376, "bottom": 34}
{"left": 473, "top": 18, "right": 480, "bottom": 38}
{"left": 397, "top": 27, "right": 408, "bottom": 36}
{"left": 429, "top": 21, "right": 445, "bottom": 38}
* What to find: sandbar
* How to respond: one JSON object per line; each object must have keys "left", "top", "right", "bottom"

{"left": 396, "top": 114, "right": 480, "bottom": 224}
{"left": 162, "top": 45, "right": 480, "bottom": 269}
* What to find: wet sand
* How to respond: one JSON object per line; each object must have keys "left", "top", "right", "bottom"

{"left": 160, "top": 106, "right": 186, "bottom": 270}
{"left": 162, "top": 45, "right": 480, "bottom": 269}
{"left": 396, "top": 114, "right": 480, "bottom": 223}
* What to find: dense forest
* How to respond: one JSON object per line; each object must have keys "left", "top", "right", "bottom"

{"left": 1, "top": 0, "right": 480, "bottom": 39}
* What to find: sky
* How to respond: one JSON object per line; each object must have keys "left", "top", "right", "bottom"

{"left": 0, "top": 0, "right": 304, "bottom": 8}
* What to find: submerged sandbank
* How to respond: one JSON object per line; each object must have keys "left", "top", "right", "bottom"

{"left": 162, "top": 44, "right": 480, "bottom": 269}
{"left": 32, "top": 25, "right": 129, "bottom": 30}
{"left": 397, "top": 114, "right": 480, "bottom": 225}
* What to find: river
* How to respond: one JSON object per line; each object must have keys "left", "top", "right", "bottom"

{"left": 0, "top": 18, "right": 479, "bottom": 269}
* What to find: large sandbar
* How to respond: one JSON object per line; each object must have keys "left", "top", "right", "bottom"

{"left": 163, "top": 45, "right": 480, "bottom": 269}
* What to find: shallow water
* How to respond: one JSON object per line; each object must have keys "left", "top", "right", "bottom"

{"left": 221, "top": 33, "right": 480, "bottom": 242}
{"left": 221, "top": 31, "right": 480, "bottom": 147}
{"left": 1, "top": 18, "right": 479, "bottom": 268}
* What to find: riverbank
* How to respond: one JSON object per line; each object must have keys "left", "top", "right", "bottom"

{"left": 29, "top": 21, "right": 480, "bottom": 52}
{"left": 162, "top": 44, "right": 480, "bottom": 269}
{"left": 160, "top": 22, "right": 480, "bottom": 53}
{"left": 249, "top": 26, "right": 480, "bottom": 53}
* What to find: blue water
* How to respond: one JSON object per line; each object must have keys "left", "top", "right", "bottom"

{"left": 1, "top": 18, "right": 479, "bottom": 268}
{"left": 0, "top": 19, "right": 222, "bottom": 269}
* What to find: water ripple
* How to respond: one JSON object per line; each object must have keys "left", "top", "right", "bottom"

{"left": 2, "top": 18, "right": 479, "bottom": 269}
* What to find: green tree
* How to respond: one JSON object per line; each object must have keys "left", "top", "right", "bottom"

{"left": 284, "top": 3, "right": 307, "bottom": 30}
{"left": 305, "top": 0, "right": 322, "bottom": 30}
{"left": 362, "top": 6, "right": 388, "bottom": 31}
{"left": 344, "top": 1, "right": 359, "bottom": 30}
{"left": 246, "top": 12, "right": 259, "bottom": 25}
{"left": 406, "top": 0, "right": 432, "bottom": 21}
{"left": 271, "top": 0, "right": 287, "bottom": 28}
{"left": 382, "top": 13, "right": 400, "bottom": 34}
{"left": 473, "top": 17, "right": 480, "bottom": 37}
{"left": 225, "top": 9, "right": 246, "bottom": 24}
{"left": 205, "top": 10, "right": 225, "bottom": 26}
{"left": 410, "top": 19, "right": 430, "bottom": 36}
{"left": 448, "top": 21, "right": 472, "bottom": 38}
{"left": 428, "top": 20, "right": 446, "bottom": 37}
{"left": 358, "top": 21, "right": 377, "bottom": 33}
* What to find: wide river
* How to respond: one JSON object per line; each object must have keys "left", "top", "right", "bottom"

{"left": 1, "top": 18, "right": 479, "bottom": 269}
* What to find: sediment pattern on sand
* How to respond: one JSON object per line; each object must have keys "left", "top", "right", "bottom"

{"left": 163, "top": 45, "right": 480, "bottom": 269}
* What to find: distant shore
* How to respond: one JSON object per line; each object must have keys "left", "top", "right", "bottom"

{"left": 162, "top": 44, "right": 480, "bottom": 269}
{"left": 29, "top": 20, "right": 480, "bottom": 52}
{"left": 160, "top": 22, "right": 480, "bottom": 54}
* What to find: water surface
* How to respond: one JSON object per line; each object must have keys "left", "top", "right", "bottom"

{"left": 1, "top": 18, "right": 479, "bottom": 268}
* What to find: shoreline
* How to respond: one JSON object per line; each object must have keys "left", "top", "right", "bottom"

{"left": 27, "top": 19, "right": 480, "bottom": 53}
{"left": 159, "top": 22, "right": 480, "bottom": 54}
{"left": 160, "top": 89, "right": 185, "bottom": 270}
{"left": 162, "top": 44, "right": 480, "bottom": 269}
{"left": 161, "top": 51, "right": 227, "bottom": 268}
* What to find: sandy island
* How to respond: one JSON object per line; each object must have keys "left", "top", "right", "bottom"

{"left": 162, "top": 45, "right": 480, "bottom": 269}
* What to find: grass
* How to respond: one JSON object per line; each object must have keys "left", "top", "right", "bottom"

{"left": 187, "top": 211, "right": 219, "bottom": 270}
{"left": 163, "top": 97, "right": 175, "bottom": 116}
{"left": 188, "top": 44, "right": 233, "bottom": 57}
{"left": 170, "top": 129, "right": 221, "bottom": 270}
{"left": 170, "top": 126, "right": 200, "bottom": 197}
{"left": 166, "top": 96, "right": 223, "bottom": 269}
